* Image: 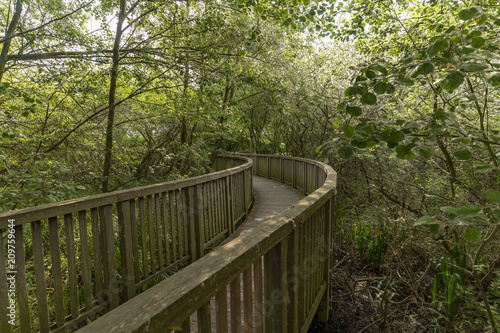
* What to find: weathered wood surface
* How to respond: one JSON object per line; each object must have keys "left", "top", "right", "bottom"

{"left": 0, "top": 155, "right": 252, "bottom": 332}
{"left": 0, "top": 156, "right": 250, "bottom": 228}
{"left": 75, "top": 154, "right": 336, "bottom": 333}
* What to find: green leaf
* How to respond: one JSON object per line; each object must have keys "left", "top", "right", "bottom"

{"left": 332, "top": 122, "right": 339, "bottom": 130}
{"left": 414, "top": 215, "right": 436, "bottom": 226}
{"left": 428, "top": 39, "right": 448, "bottom": 57}
{"left": 429, "top": 224, "right": 440, "bottom": 235}
{"left": 454, "top": 149, "right": 472, "bottom": 160}
{"left": 346, "top": 86, "right": 359, "bottom": 96}
{"left": 371, "top": 64, "right": 388, "bottom": 76}
{"left": 457, "top": 205, "right": 481, "bottom": 215}
{"left": 464, "top": 226, "right": 481, "bottom": 242}
{"left": 419, "top": 147, "right": 433, "bottom": 159}
{"left": 373, "top": 82, "right": 388, "bottom": 94}
{"left": 462, "top": 62, "right": 488, "bottom": 72}
{"left": 457, "top": 47, "right": 476, "bottom": 55}
{"left": 360, "top": 92, "right": 377, "bottom": 105}
{"left": 471, "top": 36, "right": 486, "bottom": 48}
{"left": 395, "top": 77, "right": 414, "bottom": 86}
{"left": 405, "top": 151, "right": 416, "bottom": 161}
{"left": 385, "top": 83, "right": 395, "bottom": 94}
{"left": 441, "top": 71, "right": 464, "bottom": 92}
{"left": 486, "top": 189, "right": 500, "bottom": 203}
{"left": 419, "top": 63, "right": 435, "bottom": 75}
{"left": 338, "top": 146, "right": 353, "bottom": 159}
{"left": 21, "top": 111, "right": 29, "bottom": 117}
{"left": 434, "top": 108, "right": 447, "bottom": 121}
{"left": 488, "top": 74, "right": 500, "bottom": 86}
{"left": 474, "top": 161, "right": 495, "bottom": 173}
{"left": 343, "top": 124, "right": 355, "bottom": 138}
{"left": 441, "top": 206, "right": 459, "bottom": 215}
{"left": 458, "top": 7, "right": 478, "bottom": 21}
{"left": 346, "top": 106, "right": 362, "bottom": 116}
{"left": 365, "top": 70, "right": 376, "bottom": 79}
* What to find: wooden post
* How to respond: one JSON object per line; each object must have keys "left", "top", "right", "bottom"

{"left": 267, "top": 156, "right": 271, "bottom": 179}
{"left": 318, "top": 198, "right": 333, "bottom": 322}
{"left": 0, "top": 229, "right": 11, "bottom": 333}
{"left": 191, "top": 184, "right": 204, "bottom": 261}
{"left": 100, "top": 204, "right": 119, "bottom": 310}
{"left": 117, "top": 200, "right": 136, "bottom": 301}
{"left": 15, "top": 225, "right": 30, "bottom": 333}
{"left": 32, "top": 221, "right": 50, "bottom": 331}
{"left": 243, "top": 170, "right": 249, "bottom": 218}
{"left": 264, "top": 240, "right": 288, "bottom": 332}
{"left": 287, "top": 229, "right": 299, "bottom": 332}
{"left": 197, "top": 301, "right": 211, "bottom": 333}
{"left": 226, "top": 176, "right": 234, "bottom": 235}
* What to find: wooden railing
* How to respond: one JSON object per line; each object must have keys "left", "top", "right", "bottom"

{"left": 0, "top": 155, "right": 252, "bottom": 333}
{"left": 75, "top": 153, "right": 337, "bottom": 333}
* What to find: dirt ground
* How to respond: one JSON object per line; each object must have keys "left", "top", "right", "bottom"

{"left": 308, "top": 249, "right": 435, "bottom": 333}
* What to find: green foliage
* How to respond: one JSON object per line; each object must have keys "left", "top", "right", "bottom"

{"left": 354, "top": 221, "right": 389, "bottom": 268}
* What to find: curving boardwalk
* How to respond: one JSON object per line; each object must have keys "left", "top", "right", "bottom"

{"left": 226, "top": 176, "right": 305, "bottom": 243}
{"left": 190, "top": 175, "right": 305, "bottom": 331}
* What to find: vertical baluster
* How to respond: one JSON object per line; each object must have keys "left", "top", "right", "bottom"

{"left": 193, "top": 184, "right": 204, "bottom": 261}
{"left": 222, "top": 178, "right": 228, "bottom": 234}
{"left": 155, "top": 194, "right": 164, "bottom": 269}
{"left": 49, "top": 217, "right": 65, "bottom": 327}
{"left": 314, "top": 212, "right": 319, "bottom": 296}
{"left": 306, "top": 215, "right": 312, "bottom": 310}
{"left": 227, "top": 176, "right": 234, "bottom": 235}
{"left": 175, "top": 190, "right": 183, "bottom": 257}
{"left": 32, "top": 221, "right": 49, "bottom": 331}
{"left": 169, "top": 191, "right": 177, "bottom": 262}
{"left": 209, "top": 183, "right": 215, "bottom": 241}
{"left": 287, "top": 228, "right": 299, "bottom": 332}
{"left": 298, "top": 223, "right": 305, "bottom": 324}
{"left": 182, "top": 319, "right": 190, "bottom": 332}
{"left": 91, "top": 208, "right": 103, "bottom": 303}
{"left": 253, "top": 257, "right": 263, "bottom": 333}
{"left": 230, "top": 275, "right": 241, "bottom": 333}
{"left": 215, "top": 286, "right": 228, "bottom": 332}
{"left": 243, "top": 267, "right": 253, "bottom": 332}
{"left": 14, "top": 225, "right": 29, "bottom": 333}
{"left": 147, "top": 195, "right": 156, "bottom": 274}
{"left": 318, "top": 199, "right": 332, "bottom": 322}
{"left": 64, "top": 213, "right": 79, "bottom": 319}
{"left": 78, "top": 211, "right": 93, "bottom": 311}
{"left": 181, "top": 188, "right": 189, "bottom": 258}
{"left": 130, "top": 199, "right": 140, "bottom": 284}
{"left": 0, "top": 228, "right": 12, "bottom": 333}
{"left": 139, "top": 197, "right": 149, "bottom": 278}
{"left": 215, "top": 180, "right": 221, "bottom": 236}
{"left": 117, "top": 201, "right": 136, "bottom": 301}
{"left": 198, "top": 301, "right": 211, "bottom": 333}
{"left": 162, "top": 192, "right": 171, "bottom": 266}
{"left": 100, "top": 204, "right": 118, "bottom": 309}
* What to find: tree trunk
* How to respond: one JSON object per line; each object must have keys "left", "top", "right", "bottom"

{"left": 0, "top": 0, "right": 23, "bottom": 82}
{"left": 101, "top": 0, "right": 127, "bottom": 193}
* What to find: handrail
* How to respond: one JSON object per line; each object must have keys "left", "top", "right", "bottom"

{"left": 0, "top": 155, "right": 252, "bottom": 333}
{"left": 75, "top": 153, "right": 337, "bottom": 332}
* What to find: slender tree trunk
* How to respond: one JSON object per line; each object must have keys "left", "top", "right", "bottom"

{"left": 102, "top": 0, "right": 127, "bottom": 193}
{"left": 0, "top": 0, "right": 23, "bottom": 82}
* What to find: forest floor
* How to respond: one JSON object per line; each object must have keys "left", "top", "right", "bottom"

{"left": 308, "top": 248, "right": 434, "bottom": 333}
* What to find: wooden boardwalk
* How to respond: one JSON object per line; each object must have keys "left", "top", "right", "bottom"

{"left": 189, "top": 175, "right": 305, "bottom": 331}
